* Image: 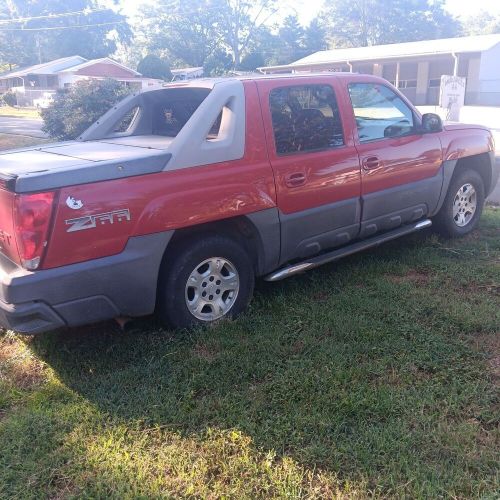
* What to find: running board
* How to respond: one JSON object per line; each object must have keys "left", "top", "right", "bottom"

{"left": 264, "top": 219, "right": 432, "bottom": 282}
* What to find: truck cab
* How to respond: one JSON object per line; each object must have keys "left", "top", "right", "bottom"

{"left": 0, "top": 74, "right": 497, "bottom": 333}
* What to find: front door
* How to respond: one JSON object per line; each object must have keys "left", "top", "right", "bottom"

{"left": 257, "top": 78, "right": 361, "bottom": 264}
{"left": 345, "top": 80, "right": 443, "bottom": 237}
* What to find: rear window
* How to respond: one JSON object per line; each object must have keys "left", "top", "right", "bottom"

{"left": 153, "top": 100, "right": 202, "bottom": 136}
{"left": 106, "top": 87, "right": 217, "bottom": 140}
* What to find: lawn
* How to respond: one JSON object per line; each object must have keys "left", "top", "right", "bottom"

{"left": 0, "top": 106, "right": 41, "bottom": 119}
{"left": 0, "top": 208, "right": 498, "bottom": 499}
{"left": 0, "top": 133, "right": 49, "bottom": 151}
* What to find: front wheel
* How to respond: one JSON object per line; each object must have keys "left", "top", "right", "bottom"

{"left": 158, "top": 235, "right": 255, "bottom": 329}
{"left": 433, "top": 169, "right": 485, "bottom": 238}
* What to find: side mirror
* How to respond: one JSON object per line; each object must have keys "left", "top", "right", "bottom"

{"left": 421, "top": 113, "right": 443, "bottom": 133}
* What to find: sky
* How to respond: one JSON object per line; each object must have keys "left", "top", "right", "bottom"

{"left": 121, "top": 0, "right": 500, "bottom": 26}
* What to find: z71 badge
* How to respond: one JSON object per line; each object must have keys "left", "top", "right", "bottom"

{"left": 65, "top": 209, "right": 131, "bottom": 233}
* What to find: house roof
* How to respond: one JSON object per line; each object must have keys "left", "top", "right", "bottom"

{"left": 0, "top": 55, "right": 87, "bottom": 79}
{"left": 59, "top": 57, "right": 141, "bottom": 76}
{"left": 171, "top": 67, "right": 204, "bottom": 75}
{"left": 260, "top": 34, "right": 500, "bottom": 72}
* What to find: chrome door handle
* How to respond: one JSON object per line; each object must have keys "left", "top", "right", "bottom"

{"left": 285, "top": 172, "right": 306, "bottom": 187}
{"left": 362, "top": 156, "right": 380, "bottom": 170}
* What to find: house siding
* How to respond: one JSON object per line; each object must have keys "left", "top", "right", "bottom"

{"left": 75, "top": 63, "right": 138, "bottom": 79}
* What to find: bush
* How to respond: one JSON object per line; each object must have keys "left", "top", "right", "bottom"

{"left": 137, "top": 55, "right": 172, "bottom": 81}
{"left": 41, "top": 79, "right": 131, "bottom": 140}
{"left": 2, "top": 91, "right": 17, "bottom": 107}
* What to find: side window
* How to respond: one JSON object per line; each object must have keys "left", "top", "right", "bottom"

{"left": 348, "top": 83, "right": 414, "bottom": 142}
{"left": 206, "top": 111, "right": 222, "bottom": 140}
{"left": 112, "top": 106, "right": 140, "bottom": 133}
{"left": 269, "top": 85, "right": 344, "bottom": 155}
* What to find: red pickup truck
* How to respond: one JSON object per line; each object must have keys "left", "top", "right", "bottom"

{"left": 0, "top": 74, "right": 497, "bottom": 334}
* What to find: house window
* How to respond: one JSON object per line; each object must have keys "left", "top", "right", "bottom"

{"left": 47, "top": 75, "right": 58, "bottom": 88}
{"left": 397, "top": 80, "right": 417, "bottom": 89}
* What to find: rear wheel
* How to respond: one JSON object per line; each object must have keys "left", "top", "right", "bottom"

{"left": 158, "top": 235, "right": 255, "bottom": 329}
{"left": 434, "top": 169, "right": 485, "bottom": 238}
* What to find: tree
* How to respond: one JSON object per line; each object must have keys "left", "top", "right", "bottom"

{"left": 41, "top": 79, "right": 130, "bottom": 140}
{"left": 303, "top": 18, "right": 327, "bottom": 55}
{"left": 0, "top": 0, "right": 131, "bottom": 68}
{"left": 139, "top": 0, "right": 279, "bottom": 70}
{"left": 462, "top": 11, "right": 500, "bottom": 35}
{"left": 203, "top": 48, "right": 233, "bottom": 76}
{"left": 320, "top": 0, "right": 460, "bottom": 48}
{"left": 239, "top": 51, "right": 265, "bottom": 71}
{"left": 137, "top": 55, "right": 172, "bottom": 80}
{"left": 275, "top": 15, "right": 305, "bottom": 64}
{"left": 140, "top": 0, "right": 220, "bottom": 68}
{"left": 217, "top": 0, "right": 278, "bottom": 68}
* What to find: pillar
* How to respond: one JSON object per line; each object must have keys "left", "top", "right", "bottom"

{"left": 415, "top": 61, "right": 429, "bottom": 105}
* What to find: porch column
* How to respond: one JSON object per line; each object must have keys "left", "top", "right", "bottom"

{"left": 373, "top": 63, "right": 383, "bottom": 77}
{"left": 465, "top": 57, "right": 480, "bottom": 104}
{"left": 415, "top": 61, "right": 429, "bottom": 105}
{"left": 395, "top": 62, "right": 400, "bottom": 88}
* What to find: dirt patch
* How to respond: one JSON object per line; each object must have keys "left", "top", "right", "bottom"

{"left": 385, "top": 269, "right": 430, "bottom": 285}
{"left": 0, "top": 338, "right": 47, "bottom": 389}
{"left": 471, "top": 333, "right": 500, "bottom": 386}
{"left": 312, "top": 292, "right": 329, "bottom": 302}
{"left": 192, "top": 342, "right": 220, "bottom": 363}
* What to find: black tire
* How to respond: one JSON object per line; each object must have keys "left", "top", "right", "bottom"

{"left": 157, "top": 234, "right": 255, "bottom": 329}
{"left": 433, "top": 168, "right": 485, "bottom": 238}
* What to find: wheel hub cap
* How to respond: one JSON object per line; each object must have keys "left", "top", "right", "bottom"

{"left": 452, "top": 183, "right": 477, "bottom": 227}
{"left": 185, "top": 257, "right": 240, "bottom": 321}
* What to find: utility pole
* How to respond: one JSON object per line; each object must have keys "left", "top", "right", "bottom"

{"left": 35, "top": 32, "right": 42, "bottom": 64}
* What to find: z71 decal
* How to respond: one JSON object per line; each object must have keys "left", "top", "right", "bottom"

{"left": 65, "top": 209, "right": 131, "bottom": 233}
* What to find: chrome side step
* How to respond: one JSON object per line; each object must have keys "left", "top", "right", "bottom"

{"left": 264, "top": 219, "right": 432, "bottom": 282}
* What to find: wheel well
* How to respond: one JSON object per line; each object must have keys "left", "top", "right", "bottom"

{"left": 161, "top": 216, "right": 264, "bottom": 274}
{"left": 454, "top": 153, "right": 492, "bottom": 194}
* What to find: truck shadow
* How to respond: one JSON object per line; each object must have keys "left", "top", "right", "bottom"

{"left": 25, "top": 227, "right": 497, "bottom": 487}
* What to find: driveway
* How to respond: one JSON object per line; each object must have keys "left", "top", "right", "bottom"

{"left": 0, "top": 116, "right": 47, "bottom": 138}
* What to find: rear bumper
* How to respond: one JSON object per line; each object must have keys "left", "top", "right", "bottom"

{"left": 0, "top": 231, "right": 173, "bottom": 334}
{"left": 0, "top": 299, "right": 66, "bottom": 335}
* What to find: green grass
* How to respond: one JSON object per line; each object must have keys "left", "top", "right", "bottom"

{"left": 1, "top": 209, "right": 499, "bottom": 499}
{"left": 0, "top": 106, "right": 41, "bottom": 119}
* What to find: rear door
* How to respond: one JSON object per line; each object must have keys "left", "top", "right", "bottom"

{"left": 341, "top": 78, "right": 443, "bottom": 237}
{"left": 257, "top": 77, "right": 361, "bottom": 264}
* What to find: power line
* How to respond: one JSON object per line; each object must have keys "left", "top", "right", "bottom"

{"left": 0, "top": 8, "right": 112, "bottom": 25}
{"left": 0, "top": 21, "right": 127, "bottom": 32}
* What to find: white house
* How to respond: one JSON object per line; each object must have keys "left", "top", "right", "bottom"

{"left": 0, "top": 56, "right": 162, "bottom": 106}
{"left": 259, "top": 34, "right": 500, "bottom": 106}
{"left": 171, "top": 67, "right": 204, "bottom": 81}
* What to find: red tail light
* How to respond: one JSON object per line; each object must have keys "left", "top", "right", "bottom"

{"left": 14, "top": 192, "right": 56, "bottom": 270}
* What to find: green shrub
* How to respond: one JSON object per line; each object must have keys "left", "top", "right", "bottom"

{"left": 41, "top": 79, "right": 131, "bottom": 140}
{"left": 137, "top": 55, "right": 172, "bottom": 81}
{"left": 2, "top": 91, "right": 17, "bottom": 107}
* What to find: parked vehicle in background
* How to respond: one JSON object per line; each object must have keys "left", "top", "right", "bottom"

{"left": 33, "top": 92, "right": 55, "bottom": 109}
{"left": 0, "top": 74, "right": 497, "bottom": 334}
